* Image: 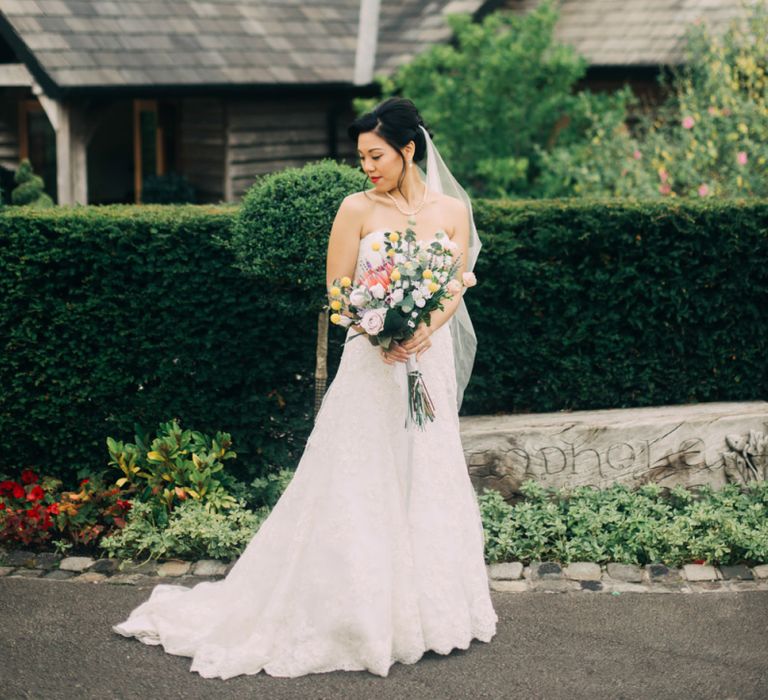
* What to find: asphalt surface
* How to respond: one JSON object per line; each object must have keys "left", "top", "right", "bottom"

{"left": 1, "top": 577, "right": 766, "bottom": 700}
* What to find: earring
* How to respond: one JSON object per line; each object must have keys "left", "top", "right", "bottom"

{"left": 408, "top": 161, "right": 413, "bottom": 167}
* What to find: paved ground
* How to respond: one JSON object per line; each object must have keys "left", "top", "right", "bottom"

{"left": 1, "top": 577, "right": 766, "bottom": 700}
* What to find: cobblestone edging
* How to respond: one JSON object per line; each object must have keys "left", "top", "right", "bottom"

{"left": 1, "top": 548, "right": 767, "bottom": 593}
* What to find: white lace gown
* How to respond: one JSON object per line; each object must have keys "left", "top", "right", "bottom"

{"left": 112, "top": 228, "right": 498, "bottom": 679}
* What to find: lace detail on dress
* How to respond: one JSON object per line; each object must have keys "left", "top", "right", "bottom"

{"left": 111, "top": 228, "right": 498, "bottom": 679}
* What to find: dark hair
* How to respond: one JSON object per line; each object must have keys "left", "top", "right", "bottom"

{"left": 347, "top": 97, "right": 433, "bottom": 198}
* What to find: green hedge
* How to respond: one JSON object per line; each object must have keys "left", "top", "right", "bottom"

{"left": 464, "top": 197, "right": 768, "bottom": 413}
{"left": 0, "top": 204, "right": 320, "bottom": 485}
{"left": 1, "top": 198, "right": 766, "bottom": 484}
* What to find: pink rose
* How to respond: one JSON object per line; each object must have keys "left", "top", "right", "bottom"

{"left": 682, "top": 116, "right": 695, "bottom": 129}
{"left": 698, "top": 183, "right": 710, "bottom": 197}
{"left": 360, "top": 308, "right": 387, "bottom": 335}
{"left": 461, "top": 271, "right": 477, "bottom": 288}
{"left": 658, "top": 183, "right": 671, "bottom": 195}
{"left": 737, "top": 151, "right": 748, "bottom": 166}
{"left": 446, "top": 279, "right": 462, "bottom": 294}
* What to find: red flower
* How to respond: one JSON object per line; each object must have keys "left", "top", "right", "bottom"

{"left": 21, "top": 469, "right": 39, "bottom": 485}
{"left": 116, "top": 499, "right": 132, "bottom": 511}
{"left": 80, "top": 478, "right": 90, "bottom": 486}
{"left": 0, "top": 503, "right": 5, "bottom": 511}
{"left": 46, "top": 503, "right": 60, "bottom": 515}
{"left": 0, "top": 481, "right": 17, "bottom": 496}
{"left": 12, "top": 484, "right": 25, "bottom": 499}
{"left": 26, "top": 485, "right": 45, "bottom": 502}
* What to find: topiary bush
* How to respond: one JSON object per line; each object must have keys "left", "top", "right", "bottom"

{"left": 11, "top": 158, "right": 54, "bottom": 207}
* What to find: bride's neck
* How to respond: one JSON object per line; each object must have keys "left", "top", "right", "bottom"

{"left": 385, "top": 170, "right": 425, "bottom": 205}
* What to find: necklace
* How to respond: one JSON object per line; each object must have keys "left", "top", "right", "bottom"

{"left": 384, "top": 183, "right": 428, "bottom": 226}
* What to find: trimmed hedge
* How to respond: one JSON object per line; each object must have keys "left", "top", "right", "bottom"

{"left": 0, "top": 198, "right": 766, "bottom": 484}
{"left": 0, "top": 204, "right": 317, "bottom": 485}
{"left": 464, "top": 197, "right": 768, "bottom": 413}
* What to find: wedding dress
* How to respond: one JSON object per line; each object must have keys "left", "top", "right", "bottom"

{"left": 112, "top": 228, "right": 498, "bottom": 679}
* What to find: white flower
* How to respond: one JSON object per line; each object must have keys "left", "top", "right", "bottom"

{"left": 407, "top": 320, "right": 416, "bottom": 328}
{"left": 411, "top": 289, "right": 423, "bottom": 301}
{"left": 445, "top": 240, "right": 459, "bottom": 252}
{"left": 360, "top": 308, "right": 387, "bottom": 335}
{"left": 370, "top": 283, "right": 386, "bottom": 299}
{"left": 337, "top": 315, "right": 353, "bottom": 327}
{"left": 349, "top": 288, "right": 367, "bottom": 306}
{"left": 390, "top": 288, "right": 404, "bottom": 304}
{"left": 415, "top": 297, "right": 426, "bottom": 308}
{"left": 411, "top": 311, "right": 418, "bottom": 317}
{"left": 403, "top": 280, "right": 410, "bottom": 289}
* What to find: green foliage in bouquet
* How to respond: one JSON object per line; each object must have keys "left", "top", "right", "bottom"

{"left": 107, "top": 418, "right": 241, "bottom": 527}
{"left": 11, "top": 158, "right": 54, "bottom": 208}
{"left": 539, "top": 1, "right": 768, "bottom": 198}
{"left": 224, "top": 159, "right": 368, "bottom": 311}
{"left": 99, "top": 498, "right": 266, "bottom": 562}
{"left": 479, "top": 480, "right": 768, "bottom": 567}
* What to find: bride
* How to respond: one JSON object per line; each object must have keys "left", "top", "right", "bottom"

{"left": 112, "top": 97, "right": 498, "bottom": 679}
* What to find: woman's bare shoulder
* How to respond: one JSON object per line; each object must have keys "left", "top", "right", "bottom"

{"left": 341, "top": 189, "right": 378, "bottom": 212}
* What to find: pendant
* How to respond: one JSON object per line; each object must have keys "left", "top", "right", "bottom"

{"left": 407, "top": 217, "right": 417, "bottom": 226}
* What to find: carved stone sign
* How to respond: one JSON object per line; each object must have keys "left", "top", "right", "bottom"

{"left": 459, "top": 401, "right": 768, "bottom": 502}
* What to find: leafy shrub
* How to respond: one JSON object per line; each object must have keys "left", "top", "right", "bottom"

{"left": 107, "top": 418, "right": 241, "bottom": 524}
{"left": 11, "top": 158, "right": 54, "bottom": 207}
{"left": 360, "top": 2, "right": 627, "bottom": 198}
{"left": 141, "top": 172, "right": 196, "bottom": 204}
{"left": 225, "top": 158, "right": 367, "bottom": 309}
{"left": 0, "top": 469, "right": 60, "bottom": 547}
{"left": 478, "top": 479, "right": 768, "bottom": 567}
{"left": 540, "top": 1, "right": 768, "bottom": 197}
{"left": 50, "top": 471, "right": 132, "bottom": 551}
{"left": 99, "top": 498, "right": 266, "bottom": 562}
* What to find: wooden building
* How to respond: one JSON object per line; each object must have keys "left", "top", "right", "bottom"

{"left": 0, "top": 0, "right": 749, "bottom": 205}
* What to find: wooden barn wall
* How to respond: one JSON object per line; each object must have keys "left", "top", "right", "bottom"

{"left": 225, "top": 96, "right": 360, "bottom": 201}
{"left": 179, "top": 97, "right": 226, "bottom": 203}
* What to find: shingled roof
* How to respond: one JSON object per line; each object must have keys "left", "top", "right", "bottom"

{"left": 0, "top": 0, "right": 485, "bottom": 96}
{"left": 0, "top": 0, "right": 751, "bottom": 96}
{"left": 506, "top": 0, "right": 750, "bottom": 67}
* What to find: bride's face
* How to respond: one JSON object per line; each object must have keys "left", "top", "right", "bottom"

{"left": 357, "top": 131, "right": 412, "bottom": 191}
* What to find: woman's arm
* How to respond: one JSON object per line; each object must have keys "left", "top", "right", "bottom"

{"left": 427, "top": 197, "right": 470, "bottom": 333}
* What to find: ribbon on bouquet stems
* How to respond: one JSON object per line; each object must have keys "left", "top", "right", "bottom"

{"left": 404, "top": 354, "right": 435, "bottom": 430}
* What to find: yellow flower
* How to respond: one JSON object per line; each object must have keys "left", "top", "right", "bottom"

{"left": 329, "top": 286, "right": 341, "bottom": 297}
{"left": 330, "top": 313, "right": 341, "bottom": 324}
{"left": 737, "top": 175, "right": 744, "bottom": 188}
{"left": 422, "top": 269, "right": 433, "bottom": 279}
{"left": 371, "top": 242, "right": 381, "bottom": 251}
{"left": 330, "top": 299, "right": 341, "bottom": 311}
{"left": 387, "top": 248, "right": 396, "bottom": 257}
{"left": 738, "top": 122, "right": 749, "bottom": 134}
{"left": 428, "top": 281, "right": 439, "bottom": 293}
{"left": 391, "top": 269, "right": 401, "bottom": 281}
{"left": 340, "top": 276, "right": 351, "bottom": 287}
{"left": 388, "top": 232, "right": 399, "bottom": 243}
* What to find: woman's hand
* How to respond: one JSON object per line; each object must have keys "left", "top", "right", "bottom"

{"left": 380, "top": 340, "right": 409, "bottom": 365}
{"left": 399, "top": 322, "right": 433, "bottom": 360}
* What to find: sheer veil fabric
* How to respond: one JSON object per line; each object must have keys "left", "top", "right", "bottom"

{"left": 111, "top": 128, "right": 498, "bottom": 680}
{"left": 417, "top": 124, "right": 481, "bottom": 411}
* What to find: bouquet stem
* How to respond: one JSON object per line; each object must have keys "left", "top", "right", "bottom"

{"left": 405, "top": 355, "right": 436, "bottom": 430}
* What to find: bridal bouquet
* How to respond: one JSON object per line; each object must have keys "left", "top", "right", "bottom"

{"left": 326, "top": 228, "right": 477, "bottom": 430}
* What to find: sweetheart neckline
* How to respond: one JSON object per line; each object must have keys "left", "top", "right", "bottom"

{"left": 359, "top": 228, "right": 449, "bottom": 243}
